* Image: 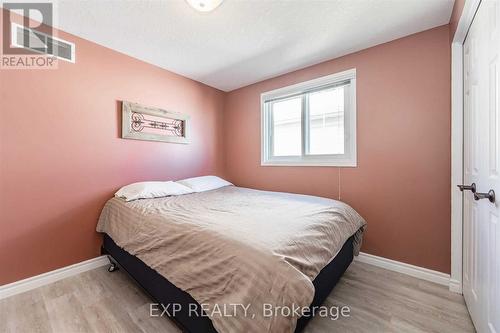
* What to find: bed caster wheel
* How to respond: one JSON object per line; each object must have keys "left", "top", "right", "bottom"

{"left": 108, "top": 263, "right": 119, "bottom": 272}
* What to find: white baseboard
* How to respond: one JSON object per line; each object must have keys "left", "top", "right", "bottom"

{"left": 355, "top": 252, "right": 452, "bottom": 288}
{"left": 448, "top": 278, "right": 462, "bottom": 293}
{"left": 0, "top": 256, "right": 109, "bottom": 300}
{"left": 0, "top": 252, "right": 459, "bottom": 300}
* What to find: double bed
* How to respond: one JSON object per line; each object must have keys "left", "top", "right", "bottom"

{"left": 97, "top": 185, "right": 366, "bottom": 333}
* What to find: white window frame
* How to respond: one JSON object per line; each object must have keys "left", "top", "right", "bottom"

{"left": 261, "top": 68, "right": 357, "bottom": 167}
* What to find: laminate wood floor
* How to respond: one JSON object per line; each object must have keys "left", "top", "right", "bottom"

{"left": 0, "top": 261, "right": 474, "bottom": 333}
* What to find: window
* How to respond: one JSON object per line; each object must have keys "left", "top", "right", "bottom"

{"left": 261, "top": 69, "right": 356, "bottom": 166}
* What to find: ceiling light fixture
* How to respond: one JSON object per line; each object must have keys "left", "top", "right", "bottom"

{"left": 186, "top": 0, "right": 223, "bottom": 12}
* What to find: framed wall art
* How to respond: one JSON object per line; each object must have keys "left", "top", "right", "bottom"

{"left": 121, "top": 101, "right": 190, "bottom": 144}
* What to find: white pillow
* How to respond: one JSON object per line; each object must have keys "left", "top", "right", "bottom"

{"left": 176, "top": 176, "right": 232, "bottom": 192}
{"left": 115, "top": 181, "right": 193, "bottom": 202}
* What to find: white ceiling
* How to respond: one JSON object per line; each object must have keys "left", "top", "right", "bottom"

{"left": 52, "top": 0, "right": 454, "bottom": 91}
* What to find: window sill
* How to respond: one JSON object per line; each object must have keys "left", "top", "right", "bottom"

{"left": 261, "top": 160, "right": 357, "bottom": 167}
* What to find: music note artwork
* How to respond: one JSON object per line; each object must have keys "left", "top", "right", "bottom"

{"left": 121, "top": 101, "right": 190, "bottom": 144}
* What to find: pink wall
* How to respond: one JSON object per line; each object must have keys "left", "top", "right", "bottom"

{"left": 0, "top": 21, "right": 225, "bottom": 285}
{"left": 449, "top": 0, "right": 466, "bottom": 41}
{"left": 1, "top": 12, "right": 455, "bottom": 285}
{"left": 223, "top": 25, "right": 452, "bottom": 273}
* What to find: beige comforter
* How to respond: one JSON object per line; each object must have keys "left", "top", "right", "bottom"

{"left": 96, "top": 186, "right": 366, "bottom": 333}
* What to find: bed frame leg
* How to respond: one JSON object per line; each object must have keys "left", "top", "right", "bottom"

{"left": 107, "top": 256, "right": 119, "bottom": 272}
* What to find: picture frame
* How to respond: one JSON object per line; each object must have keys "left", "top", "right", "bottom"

{"left": 121, "top": 101, "right": 190, "bottom": 144}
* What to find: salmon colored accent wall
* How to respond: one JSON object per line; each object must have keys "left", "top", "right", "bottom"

{"left": 223, "top": 25, "right": 452, "bottom": 273}
{"left": 449, "top": 0, "right": 466, "bottom": 41}
{"left": 0, "top": 20, "right": 225, "bottom": 285}
{"left": 1, "top": 11, "right": 454, "bottom": 285}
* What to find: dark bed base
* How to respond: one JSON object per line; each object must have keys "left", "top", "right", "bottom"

{"left": 102, "top": 234, "right": 354, "bottom": 333}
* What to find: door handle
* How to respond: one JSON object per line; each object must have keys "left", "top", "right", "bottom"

{"left": 474, "top": 190, "right": 495, "bottom": 203}
{"left": 458, "top": 183, "right": 476, "bottom": 193}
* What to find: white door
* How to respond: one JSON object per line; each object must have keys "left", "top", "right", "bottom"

{"left": 462, "top": 0, "right": 500, "bottom": 332}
